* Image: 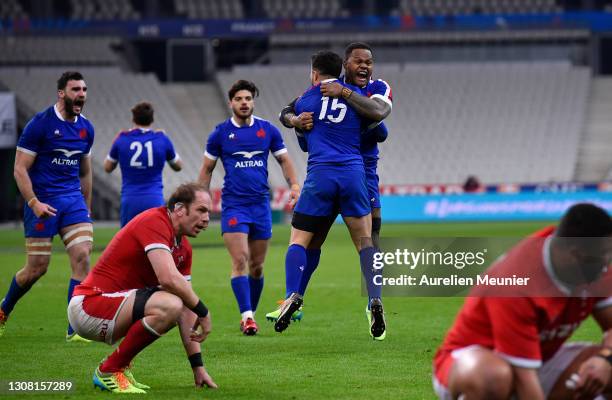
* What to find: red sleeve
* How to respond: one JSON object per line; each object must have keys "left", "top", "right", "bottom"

{"left": 486, "top": 297, "right": 542, "bottom": 368}
{"left": 178, "top": 240, "right": 192, "bottom": 279}
{"left": 133, "top": 213, "right": 173, "bottom": 254}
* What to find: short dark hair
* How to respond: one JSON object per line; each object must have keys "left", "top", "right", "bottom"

{"left": 131, "top": 102, "right": 154, "bottom": 126}
{"left": 557, "top": 203, "right": 611, "bottom": 238}
{"left": 167, "top": 183, "right": 208, "bottom": 212}
{"left": 228, "top": 80, "right": 259, "bottom": 100}
{"left": 57, "top": 71, "right": 84, "bottom": 90}
{"left": 344, "top": 42, "right": 372, "bottom": 60}
{"left": 311, "top": 51, "right": 343, "bottom": 78}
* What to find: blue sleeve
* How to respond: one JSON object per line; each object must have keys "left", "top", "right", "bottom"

{"left": 108, "top": 135, "right": 120, "bottom": 161}
{"left": 362, "top": 122, "right": 388, "bottom": 143}
{"left": 296, "top": 131, "right": 308, "bottom": 152}
{"left": 369, "top": 79, "right": 393, "bottom": 106}
{"left": 86, "top": 121, "right": 95, "bottom": 155}
{"left": 269, "top": 124, "right": 287, "bottom": 155}
{"left": 205, "top": 127, "right": 222, "bottom": 160}
{"left": 16, "top": 117, "right": 43, "bottom": 155}
{"left": 164, "top": 134, "right": 177, "bottom": 162}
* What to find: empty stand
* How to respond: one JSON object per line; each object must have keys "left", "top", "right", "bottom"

{"left": 0, "top": 67, "right": 203, "bottom": 197}
{"left": 217, "top": 61, "right": 591, "bottom": 185}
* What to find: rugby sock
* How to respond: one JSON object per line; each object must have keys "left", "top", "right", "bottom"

{"left": 297, "top": 249, "right": 321, "bottom": 296}
{"left": 231, "top": 276, "right": 252, "bottom": 314}
{"left": 1, "top": 276, "right": 30, "bottom": 315}
{"left": 359, "top": 246, "right": 381, "bottom": 308}
{"left": 372, "top": 217, "right": 382, "bottom": 250}
{"left": 100, "top": 319, "right": 160, "bottom": 373}
{"left": 285, "top": 244, "right": 307, "bottom": 298}
{"left": 248, "top": 275, "right": 264, "bottom": 312}
{"left": 66, "top": 278, "right": 80, "bottom": 335}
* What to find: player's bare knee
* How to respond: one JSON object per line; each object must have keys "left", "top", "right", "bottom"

{"left": 452, "top": 352, "right": 512, "bottom": 399}
{"left": 25, "top": 256, "right": 50, "bottom": 279}
{"left": 249, "top": 262, "right": 263, "bottom": 278}
{"left": 69, "top": 245, "right": 91, "bottom": 273}
{"left": 231, "top": 253, "right": 249, "bottom": 275}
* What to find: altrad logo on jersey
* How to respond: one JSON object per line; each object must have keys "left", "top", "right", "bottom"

{"left": 52, "top": 148, "right": 82, "bottom": 166}
{"left": 232, "top": 150, "right": 264, "bottom": 168}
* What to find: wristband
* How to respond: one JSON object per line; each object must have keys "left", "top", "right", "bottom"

{"left": 188, "top": 352, "right": 204, "bottom": 368}
{"left": 27, "top": 197, "right": 38, "bottom": 207}
{"left": 341, "top": 87, "right": 353, "bottom": 99}
{"left": 190, "top": 300, "right": 209, "bottom": 318}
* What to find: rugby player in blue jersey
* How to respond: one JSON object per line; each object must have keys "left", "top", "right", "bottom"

{"left": 272, "top": 51, "right": 387, "bottom": 340}
{"left": 0, "top": 71, "right": 95, "bottom": 342}
{"left": 269, "top": 43, "right": 392, "bottom": 340}
{"left": 198, "top": 80, "right": 299, "bottom": 335}
{"left": 104, "top": 102, "right": 183, "bottom": 227}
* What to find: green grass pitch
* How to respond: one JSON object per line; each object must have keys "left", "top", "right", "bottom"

{"left": 0, "top": 221, "right": 604, "bottom": 399}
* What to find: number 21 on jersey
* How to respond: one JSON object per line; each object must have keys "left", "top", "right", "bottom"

{"left": 130, "top": 140, "right": 154, "bottom": 167}
{"left": 319, "top": 97, "right": 346, "bottom": 123}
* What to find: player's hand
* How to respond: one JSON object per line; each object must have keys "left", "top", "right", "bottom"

{"left": 573, "top": 355, "right": 611, "bottom": 399}
{"left": 288, "top": 184, "right": 300, "bottom": 210}
{"left": 321, "top": 82, "right": 344, "bottom": 98}
{"left": 31, "top": 199, "right": 57, "bottom": 219}
{"left": 193, "top": 366, "right": 218, "bottom": 389}
{"left": 190, "top": 314, "right": 212, "bottom": 343}
{"left": 290, "top": 112, "right": 313, "bottom": 131}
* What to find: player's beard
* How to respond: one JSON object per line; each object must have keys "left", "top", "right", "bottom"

{"left": 64, "top": 96, "right": 85, "bottom": 118}
{"left": 233, "top": 105, "right": 253, "bottom": 121}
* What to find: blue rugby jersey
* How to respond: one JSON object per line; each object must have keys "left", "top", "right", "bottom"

{"left": 205, "top": 116, "right": 287, "bottom": 205}
{"left": 294, "top": 79, "right": 364, "bottom": 170}
{"left": 107, "top": 128, "right": 179, "bottom": 197}
{"left": 16, "top": 104, "right": 94, "bottom": 198}
{"left": 353, "top": 78, "right": 393, "bottom": 170}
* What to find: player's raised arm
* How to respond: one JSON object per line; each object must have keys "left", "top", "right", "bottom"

{"left": 321, "top": 81, "right": 390, "bottom": 122}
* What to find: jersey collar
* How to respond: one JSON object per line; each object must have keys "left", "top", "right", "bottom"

{"left": 54, "top": 103, "right": 78, "bottom": 123}
{"left": 542, "top": 236, "right": 572, "bottom": 295}
{"left": 231, "top": 116, "right": 254, "bottom": 128}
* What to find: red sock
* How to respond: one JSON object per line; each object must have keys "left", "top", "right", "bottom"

{"left": 100, "top": 319, "right": 160, "bottom": 373}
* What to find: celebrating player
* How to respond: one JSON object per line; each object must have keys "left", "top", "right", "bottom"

{"left": 198, "top": 80, "right": 299, "bottom": 336}
{"left": 272, "top": 51, "right": 386, "bottom": 340}
{"left": 104, "top": 101, "right": 183, "bottom": 227}
{"left": 68, "top": 183, "right": 217, "bottom": 393}
{"left": 269, "top": 43, "right": 392, "bottom": 340}
{"left": 433, "top": 203, "right": 612, "bottom": 400}
{"left": 1, "top": 71, "right": 94, "bottom": 342}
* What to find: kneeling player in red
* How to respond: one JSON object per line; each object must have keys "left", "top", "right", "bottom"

{"left": 68, "top": 183, "right": 217, "bottom": 393}
{"left": 433, "top": 203, "right": 612, "bottom": 400}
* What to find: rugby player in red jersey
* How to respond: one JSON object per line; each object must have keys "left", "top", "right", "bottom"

{"left": 68, "top": 183, "right": 217, "bottom": 393}
{"left": 433, "top": 203, "right": 612, "bottom": 400}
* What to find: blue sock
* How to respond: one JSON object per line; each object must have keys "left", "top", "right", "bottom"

{"left": 285, "top": 244, "right": 307, "bottom": 298}
{"left": 230, "top": 276, "right": 252, "bottom": 314}
{"left": 298, "top": 249, "right": 321, "bottom": 296}
{"left": 359, "top": 246, "right": 381, "bottom": 308}
{"left": 1, "top": 276, "right": 30, "bottom": 316}
{"left": 248, "top": 275, "right": 264, "bottom": 312}
{"left": 66, "top": 278, "right": 81, "bottom": 335}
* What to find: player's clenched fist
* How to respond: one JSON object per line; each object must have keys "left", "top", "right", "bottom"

{"left": 573, "top": 355, "right": 611, "bottom": 399}
{"left": 290, "top": 112, "right": 314, "bottom": 131}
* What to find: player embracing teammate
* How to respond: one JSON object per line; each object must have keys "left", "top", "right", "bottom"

{"left": 268, "top": 43, "right": 392, "bottom": 341}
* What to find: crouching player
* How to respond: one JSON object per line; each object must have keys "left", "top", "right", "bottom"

{"left": 433, "top": 203, "right": 612, "bottom": 400}
{"left": 68, "top": 183, "right": 217, "bottom": 393}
